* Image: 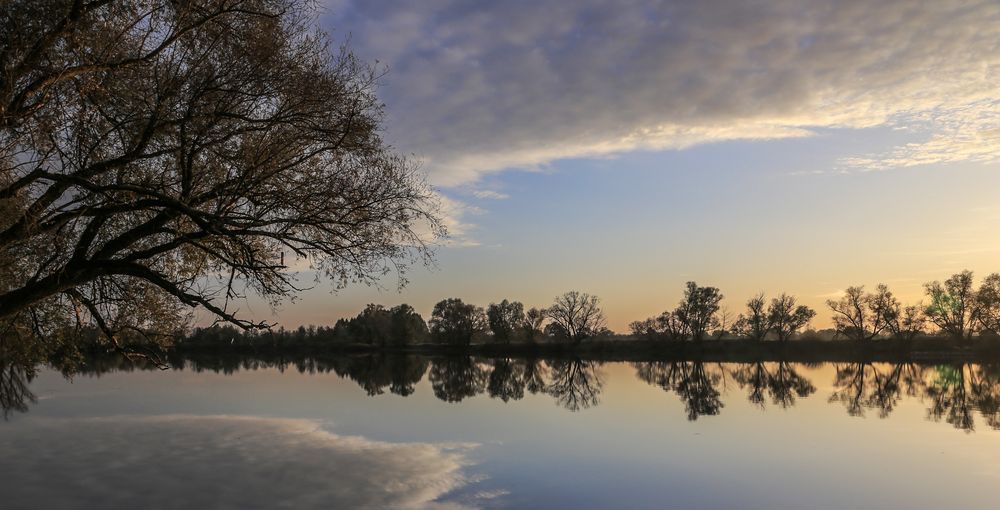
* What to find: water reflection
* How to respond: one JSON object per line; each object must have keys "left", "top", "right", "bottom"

{"left": 0, "top": 415, "right": 483, "bottom": 509}
{"left": 634, "top": 361, "right": 723, "bottom": 420}
{"left": 6, "top": 354, "right": 1000, "bottom": 432}
{"left": 731, "top": 361, "right": 816, "bottom": 410}
{"left": 0, "top": 360, "right": 36, "bottom": 419}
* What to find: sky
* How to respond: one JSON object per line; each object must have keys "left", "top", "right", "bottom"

{"left": 260, "top": 0, "right": 999, "bottom": 331}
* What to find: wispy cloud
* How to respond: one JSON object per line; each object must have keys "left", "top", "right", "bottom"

{"left": 326, "top": 0, "right": 999, "bottom": 185}
{"left": 839, "top": 100, "right": 1000, "bottom": 171}
{"left": 472, "top": 190, "right": 510, "bottom": 200}
{"left": 437, "top": 194, "right": 484, "bottom": 247}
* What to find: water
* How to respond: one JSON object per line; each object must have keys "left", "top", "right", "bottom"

{"left": 2, "top": 357, "right": 999, "bottom": 509}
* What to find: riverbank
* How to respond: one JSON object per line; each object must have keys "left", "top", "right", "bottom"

{"left": 169, "top": 336, "right": 1000, "bottom": 364}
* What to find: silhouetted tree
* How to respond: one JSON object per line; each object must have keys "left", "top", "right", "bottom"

{"left": 924, "top": 271, "right": 979, "bottom": 341}
{"left": 0, "top": 0, "right": 441, "bottom": 356}
{"left": 885, "top": 303, "right": 927, "bottom": 341}
{"left": 733, "top": 293, "right": 770, "bottom": 341}
{"left": 428, "top": 299, "right": 487, "bottom": 345}
{"left": 674, "top": 282, "right": 723, "bottom": 341}
{"left": 975, "top": 273, "right": 1000, "bottom": 336}
{"left": 767, "top": 294, "right": 816, "bottom": 342}
{"left": 827, "top": 284, "right": 896, "bottom": 341}
{"left": 486, "top": 300, "right": 527, "bottom": 344}
{"left": 546, "top": 291, "right": 606, "bottom": 344}
{"left": 524, "top": 307, "right": 547, "bottom": 342}
{"left": 389, "top": 305, "right": 430, "bottom": 346}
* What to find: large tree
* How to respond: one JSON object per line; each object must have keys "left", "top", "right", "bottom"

{"left": 766, "top": 294, "right": 815, "bottom": 342}
{"left": 924, "top": 271, "right": 979, "bottom": 341}
{"left": 486, "top": 299, "right": 526, "bottom": 344}
{"left": 428, "top": 298, "right": 487, "bottom": 346}
{"left": 546, "top": 291, "right": 606, "bottom": 344}
{"left": 0, "top": 1, "right": 440, "bottom": 354}
{"left": 673, "top": 281, "right": 723, "bottom": 341}
{"left": 827, "top": 284, "right": 895, "bottom": 341}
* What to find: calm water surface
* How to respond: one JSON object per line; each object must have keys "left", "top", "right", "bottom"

{"left": 2, "top": 357, "right": 999, "bottom": 509}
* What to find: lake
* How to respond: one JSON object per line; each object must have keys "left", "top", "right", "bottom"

{"left": 2, "top": 356, "right": 999, "bottom": 509}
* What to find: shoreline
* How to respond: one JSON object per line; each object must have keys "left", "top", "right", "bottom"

{"left": 166, "top": 337, "right": 1000, "bottom": 364}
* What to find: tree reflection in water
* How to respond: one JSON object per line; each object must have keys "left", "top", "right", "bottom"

{"left": 545, "top": 359, "right": 604, "bottom": 411}
{"left": 0, "top": 360, "right": 36, "bottom": 420}
{"left": 5, "top": 353, "right": 1000, "bottom": 432}
{"left": 633, "top": 362, "right": 724, "bottom": 420}
{"left": 731, "top": 361, "right": 816, "bottom": 410}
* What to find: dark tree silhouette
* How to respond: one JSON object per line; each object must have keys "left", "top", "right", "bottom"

{"left": 486, "top": 299, "right": 526, "bottom": 344}
{"left": 767, "top": 294, "right": 816, "bottom": 342}
{"left": 546, "top": 291, "right": 606, "bottom": 344}
{"left": 428, "top": 298, "right": 487, "bottom": 345}
{"left": 674, "top": 282, "right": 723, "bottom": 341}
{"left": 0, "top": 0, "right": 440, "bottom": 356}
{"left": 733, "top": 293, "right": 770, "bottom": 341}
{"left": 924, "top": 271, "right": 979, "bottom": 341}
{"left": 523, "top": 307, "right": 547, "bottom": 343}
{"left": 827, "top": 285, "right": 896, "bottom": 341}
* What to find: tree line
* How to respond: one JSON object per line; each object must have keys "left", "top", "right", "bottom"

{"left": 181, "top": 291, "right": 610, "bottom": 348}
{"left": 632, "top": 269, "right": 1000, "bottom": 343}
{"left": 175, "top": 269, "right": 1000, "bottom": 350}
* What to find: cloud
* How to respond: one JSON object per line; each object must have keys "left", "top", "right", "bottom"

{"left": 324, "top": 0, "right": 1000, "bottom": 185}
{"left": 839, "top": 99, "right": 1000, "bottom": 171}
{"left": 472, "top": 190, "right": 510, "bottom": 200}
{"left": 0, "top": 415, "right": 486, "bottom": 510}
{"left": 436, "top": 194, "right": 483, "bottom": 247}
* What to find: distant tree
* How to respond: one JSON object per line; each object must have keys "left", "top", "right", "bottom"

{"left": 885, "top": 303, "right": 927, "bottom": 342}
{"left": 546, "top": 291, "right": 606, "bottom": 344}
{"left": 975, "top": 273, "right": 1000, "bottom": 336}
{"left": 827, "top": 284, "right": 895, "bottom": 341}
{"left": 524, "top": 307, "right": 547, "bottom": 343}
{"left": 486, "top": 300, "right": 527, "bottom": 343}
{"left": 389, "top": 304, "right": 429, "bottom": 345}
{"left": 924, "top": 271, "right": 979, "bottom": 341}
{"left": 712, "top": 306, "right": 734, "bottom": 339}
{"left": 354, "top": 304, "right": 393, "bottom": 346}
{"left": 674, "top": 282, "right": 723, "bottom": 341}
{"left": 428, "top": 298, "right": 487, "bottom": 345}
{"left": 733, "top": 293, "right": 771, "bottom": 341}
{"left": 767, "top": 294, "right": 816, "bottom": 342}
{"left": 656, "top": 311, "right": 689, "bottom": 341}
{"left": 629, "top": 318, "right": 659, "bottom": 340}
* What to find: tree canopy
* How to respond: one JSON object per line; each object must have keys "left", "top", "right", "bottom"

{"left": 0, "top": 0, "right": 441, "bottom": 354}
